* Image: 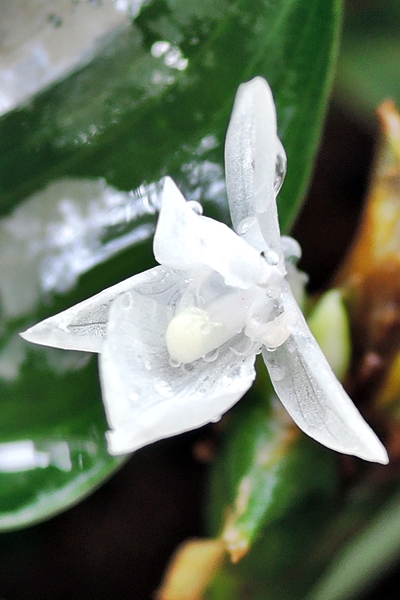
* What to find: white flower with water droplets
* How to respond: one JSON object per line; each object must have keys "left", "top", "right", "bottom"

{"left": 21, "top": 77, "right": 388, "bottom": 464}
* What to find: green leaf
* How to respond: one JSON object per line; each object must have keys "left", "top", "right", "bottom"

{"left": 0, "top": 0, "right": 342, "bottom": 229}
{"left": 337, "top": 0, "right": 400, "bottom": 122}
{"left": 0, "top": 0, "right": 341, "bottom": 529}
{"left": 207, "top": 375, "right": 337, "bottom": 561}
{"left": 207, "top": 425, "right": 337, "bottom": 600}
{"left": 305, "top": 489, "right": 400, "bottom": 600}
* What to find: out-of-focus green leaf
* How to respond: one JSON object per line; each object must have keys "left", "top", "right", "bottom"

{"left": 305, "top": 489, "right": 400, "bottom": 600}
{"left": 0, "top": 0, "right": 341, "bottom": 529}
{"left": 207, "top": 373, "right": 337, "bottom": 561}
{"left": 337, "top": 0, "right": 400, "bottom": 121}
{"left": 208, "top": 435, "right": 337, "bottom": 600}
{"left": 308, "top": 290, "right": 351, "bottom": 380}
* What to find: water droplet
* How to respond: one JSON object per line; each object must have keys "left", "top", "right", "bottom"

{"left": 266, "top": 347, "right": 276, "bottom": 353}
{"left": 210, "top": 414, "right": 222, "bottom": 423}
{"left": 144, "top": 360, "right": 152, "bottom": 371}
{"left": 265, "top": 250, "right": 279, "bottom": 266}
{"left": 237, "top": 217, "right": 257, "bottom": 236}
{"left": 203, "top": 348, "right": 219, "bottom": 362}
{"left": 169, "top": 357, "right": 181, "bottom": 368}
{"left": 187, "top": 200, "right": 203, "bottom": 215}
{"left": 266, "top": 285, "right": 281, "bottom": 299}
{"left": 275, "top": 140, "right": 287, "bottom": 193}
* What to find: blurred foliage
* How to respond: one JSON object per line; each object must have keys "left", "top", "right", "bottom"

{"left": 337, "top": 0, "right": 400, "bottom": 122}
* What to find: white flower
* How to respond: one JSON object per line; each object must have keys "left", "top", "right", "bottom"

{"left": 21, "top": 77, "right": 388, "bottom": 464}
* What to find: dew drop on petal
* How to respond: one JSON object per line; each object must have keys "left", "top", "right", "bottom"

{"left": 210, "top": 414, "right": 222, "bottom": 423}
{"left": 274, "top": 139, "right": 287, "bottom": 194}
{"left": 203, "top": 348, "right": 219, "bottom": 362}
{"left": 144, "top": 360, "right": 152, "bottom": 371}
{"left": 237, "top": 216, "right": 257, "bottom": 236}
{"left": 264, "top": 250, "right": 279, "bottom": 266}
{"left": 266, "top": 285, "right": 281, "bottom": 299}
{"left": 265, "top": 346, "right": 276, "bottom": 353}
{"left": 169, "top": 357, "right": 181, "bottom": 368}
{"left": 187, "top": 200, "right": 203, "bottom": 215}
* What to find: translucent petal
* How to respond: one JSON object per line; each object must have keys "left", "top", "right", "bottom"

{"left": 20, "top": 266, "right": 176, "bottom": 353}
{"left": 225, "top": 77, "right": 282, "bottom": 256}
{"left": 154, "top": 176, "right": 272, "bottom": 289}
{"left": 99, "top": 287, "right": 256, "bottom": 455}
{"left": 262, "top": 281, "right": 388, "bottom": 464}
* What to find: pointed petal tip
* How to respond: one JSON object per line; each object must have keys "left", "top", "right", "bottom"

{"left": 19, "top": 321, "right": 102, "bottom": 353}
{"left": 357, "top": 439, "right": 389, "bottom": 465}
{"left": 19, "top": 324, "right": 47, "bottom": 346}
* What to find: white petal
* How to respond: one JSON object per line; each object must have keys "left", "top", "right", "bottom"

{"left": 154, "top": 176, "right": 272, "bottom": 289}
{"left": 225, "top": 77, "right": 282, "bottom": 256}
{"left": 99, "top": 286, "right": 256, "bottom": 455}
{"left": 20, "top": 266, "right": 172, "bottom": 353}
{"left": 262, "top": 281, "right": 388, "bottom": 464}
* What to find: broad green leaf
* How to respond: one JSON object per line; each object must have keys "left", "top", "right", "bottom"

{"left": 0, "top": 0, "right": 342, "bottom": 228}
{"left": 0, "top": 0, "right": 341, "bottom": 529}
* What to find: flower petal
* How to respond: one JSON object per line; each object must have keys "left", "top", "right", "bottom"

{"left": 99, "top": 286, "right": 256, "bottom": 455}
{"left": 154, "top": 176, "right": 272, "bottom": 289}
{"left": 225, "top": 77, "right": 283, "bottom": 257}
{"left": 262, "top": 281, "right": 388, "bottom": 464}
{"left": 20, "top": 266, "right": 171, "bottom": 353}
